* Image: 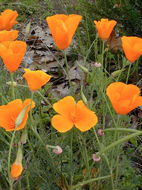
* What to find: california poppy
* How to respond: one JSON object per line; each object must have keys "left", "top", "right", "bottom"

{"left": 51, "top": 96, "right": 98, "bottom": 133}
{"left": 106, "top": 82, "right": 142, "bottom": 114}
{"left": 46, "top": 14, "right": 82, "bottom": 50}
{"left": 23, "top": 69, "right": 52, "bottom": 91}
{"left": 94, "top": 18, "right": 117, "bottom": 40}
{"left": 0, "top": 99, "right": 35, "bottom": 131}
{"left": 10, "top": 162, "right": 23, "bottom": 179}
{"left": 0, "top": 9, "right": 18, "bottom": 31}
{"left": 0, "top": 41, "right": 27, "bottom": 72}
{"left": 0, "top": 30, "right": 19, "bottom": 42}
{"left": 121, "top": 36, "right": 142, "bottom": 62}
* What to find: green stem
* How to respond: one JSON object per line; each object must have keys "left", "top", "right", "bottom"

{"left": 101, "top": 41, "right": 105, "bottom": 65}
{"left": 126, "top": 62, "right": 132, "bottom": 83}
{"left": 8, "top": 131, "right": 16, "bottom": 190}
{"left": 70, "top": 175, "right": 111, "bottom": 190}
{"left": 93, "top": 129, "right": 114, "bottom": 189}
{"left": 70, "top": 130, "right": 73, "bottom": 186}
{"left": 97, "top": 131, "right": 142, "bottom": 156}
{"left": 10, "top": 73, "right": 15, "bottom": 100}
{"left": 36, "top": 91, "right": 52, "bottom": 107}
{"left": 64, "top": 50, "right": 71, "bottom": 87}
{"left": 103, "top": 128, "right": 140, "bottom": 133}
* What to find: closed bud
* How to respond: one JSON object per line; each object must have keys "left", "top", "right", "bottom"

{"left": 53, "top": 146, "right": 63, "bottom": 155}
{"left": 6, "top": 81, "right": 17, "bottom": 86}
{"left": 92, "top": 154, "right": 101, "bottom": 162}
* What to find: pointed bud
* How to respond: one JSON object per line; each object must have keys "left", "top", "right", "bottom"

{"left": 10, "top": 146, "right": 23, "bottom": 180}
{"left": 111, "top": 69, "right": 125, "bottom": 77}
{"left": 20, "top": 130, "right": 28, "bottom": 144}
{"left": 15, "top": 104, "right": 30, "bottom": 128}
{"left": 77, "top": 63, "right": 90, "bottom": 74}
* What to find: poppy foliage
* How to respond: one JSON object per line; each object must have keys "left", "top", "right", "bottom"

{"left": 46, "top": 14, "right": 82, "bottom": 49}
{"left": 51, "top": 96, "right": 98, "bottom": 132}
{"left": 106, "top": 82, "right": 142, "bottom": 114}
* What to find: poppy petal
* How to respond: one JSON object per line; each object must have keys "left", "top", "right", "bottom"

{"left": 53, "top": 96, "right": 76, "bottom": 119}
{"left": 65, "top": 14, "right": 82, "bottom": 40}
{"left": 75, "top": 101, "right": 98, "bottom": 132}
{"left": 51, "top": 114, "right": 73, "bottom": 133}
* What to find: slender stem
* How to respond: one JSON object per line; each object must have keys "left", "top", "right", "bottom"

{"left": 126, "top": 62, "right": 132, "bottom": 83}
{"left": 70, "top": 130, "right": 73, "bottom": 186}
{"left": 8, "top": 131, "right": 16, "bottom": 190}
{"left": 26, "top": 174, "right": 30, "bottom": 190}
{"left": 70, "top": 175, "right": 111, "bottom": 190}
{"left": 93, "top": 129, "right": 114, "bottom": 189}
{"left": 101, "top": 41, "right": 105, "bottom": 65}
{"left": 97, "top": 131, "right": 142, "bottom": 156}
{"left": 103, "top": 128, "right": 140, "bottom": 133}
{"left": 10, "top": 73, "right": 15, "bottom": 100}
{"left": 36, "top": 91, "right": 52, "bottom": 107}
{"left": 64, "top": 50, "right": 71, "bottom": 87}
{"left": 29, "top": 92, "right": 34, "bottom": 123}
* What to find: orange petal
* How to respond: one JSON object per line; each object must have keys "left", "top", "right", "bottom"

{"left": 0, "top": 9, "right": 18, "bottom": 30}
{"left": 0, "top": 99, "right": 35, "bottom": 131}
{"left": 51, "top": 114, "right": 73, "bottom": 133}
{"left": 0, "top": 41, "right": 27, "bottom": 72}
{"left": 53, "top": 96, "right": 76, "bottom": 119}
{"left": 74, "top": 101, "right": 98, "bottom": 132}
{"left": 23, "top": 69, "right": 52, "bottom": 91}
{"left": 0, "top": 30, "right": 19, "bottom": 42}
{"left": 94, "top": 18, "right": 117, "bottom": 40}
{"left": 106, "top": 82, "right": 125, "bottom": 102}
{"left": 111, "top": 99, "right": 131, "bottom": 114}
{"left": 46, "top": 16, "right": 69, "bottom": 49}
{"left": 121, "top": 36, "right": 142, "bottom": 62}
{"left": 10, "top": 163, "right": 23, "bottom": 179}
{"left": 65, "top": 14, "right": 82, "bottom": 40}
{"left": 120, "top": 84, "right": 140, "bottom": 100}
{"left": 106, "top": 82, "right": 142, "bottom": 114}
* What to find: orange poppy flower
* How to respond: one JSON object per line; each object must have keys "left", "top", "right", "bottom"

{"left": 0, "top": 41, "right": 27, "bottom": 72}
{"left": 121, "top": 36, "right": 142, "bottom": 62}
{"left": 0, "top": 9, "right": 18, "bottom": 30}
{"left": 94, "top": 18, "right": 117, "bottom": 40}
{"left": 23, "top": 69, "right": 52, "bottom": 91}
{"left": 51, "top": 96, "right": 98, "bottom": 133}
{"left": 0, "top": 30, "right": 19, "bottom": 42}
{"left": 10, "top": 162, "right": 23, "bottom": 179}
{"left": 0, "top": 99, "right": 35, "bottom": 131}
{"left": 106, "top": 82, "right": 142, "bottom": 115}
{"left": 46, "top": 14, "right": 82, "bottom": 50}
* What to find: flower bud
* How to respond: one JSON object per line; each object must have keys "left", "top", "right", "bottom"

{"left": 92, "top": 154, "right": 101, "bottom": 162}
{"left": 94, "top": 62, "right": 101, "bottom": 68}
{"left": 97, "top": 129, "right": 105, "bottom": 136}
{"left": 10, "top": 162, "right": 23, "bottom": 180}
{"left": 53, "top": 146, "right": 63, "bottom": 155}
